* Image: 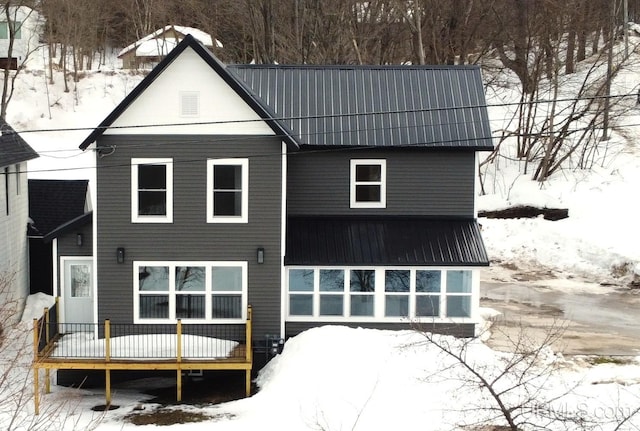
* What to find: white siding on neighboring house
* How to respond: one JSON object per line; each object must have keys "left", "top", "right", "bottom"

{"left": 0, "top": 6, "right": 42, "bottom": 66}
{"left": 0, "top": 162, "right": 30, "bottom": 315}
{"left": 107, "top": 47, "right": 274, "bottom": 136}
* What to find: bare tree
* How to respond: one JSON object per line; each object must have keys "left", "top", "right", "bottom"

{"left": 0, "top": 0, "right": 43, "bottom": 118}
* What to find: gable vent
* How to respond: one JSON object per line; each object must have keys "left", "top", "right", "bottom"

{"left": 180, "top": 91, "right": 200, "bottom": 117}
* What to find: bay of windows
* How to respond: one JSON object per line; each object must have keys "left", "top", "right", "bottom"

{"left": 134, "top": 261, "right": 247, "bottom": 323}
{"left": 288, "top": 267, "right": 473, "bottom": 320}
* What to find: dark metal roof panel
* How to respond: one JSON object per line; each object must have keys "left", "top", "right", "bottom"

{"left": 285, "top": 216, "right": 489, "bottom": 266}
{"left": 0, "top": 120, "right": 38, "bottom": 167}
{"left": 228, "top": 65, "right": 493, "bottom": 150}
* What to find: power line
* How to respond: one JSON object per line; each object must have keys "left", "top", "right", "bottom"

{"left": 5, "top": 91, "right": 637, "bottom": 137}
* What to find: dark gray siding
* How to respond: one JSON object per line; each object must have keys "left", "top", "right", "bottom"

{"left": 287, "top": 149, "right": 475, "bottom": 216}
{"left": 95, "top": 135, "right": 282, "bottom": 339}
{"left": 285, "top": 322, "right": 475, "bottom": 338}
{"left": 56, "top": 223, "right": 93, "bottom": 257}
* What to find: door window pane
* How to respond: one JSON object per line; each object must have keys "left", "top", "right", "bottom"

{"left": 70, "top": 264, "right": 91, "bottom": 297}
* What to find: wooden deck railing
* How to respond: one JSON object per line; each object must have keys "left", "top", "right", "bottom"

{"left": 33, "top": 303, "right": 253, "bottom": 414}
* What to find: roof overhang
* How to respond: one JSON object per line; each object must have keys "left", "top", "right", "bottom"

{"left": 285, "top": 216, "right": 490, "bottom": 266}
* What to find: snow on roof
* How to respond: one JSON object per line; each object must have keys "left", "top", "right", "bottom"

{"left": 118, "top": 25, "right": 221, "bottom": 58}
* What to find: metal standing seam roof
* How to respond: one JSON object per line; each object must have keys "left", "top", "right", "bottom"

{"left": 80, "top": 35, "right": 493, "bottom": 151}
{"left": 285, "top": 216, "right": 490, "bottom": 266}
{"left": 0, "top": 119, "right": 38, "bottom": 167}
{"left": 228, "top": 64, "right": 494, "bottom": 150}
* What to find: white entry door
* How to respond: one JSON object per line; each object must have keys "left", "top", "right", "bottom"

{"left": 62, "top": 258, "right": 94, "bottom": 326}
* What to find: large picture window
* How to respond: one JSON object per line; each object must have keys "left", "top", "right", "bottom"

{"left": 207, "top": 159, "right": 249, "bottom": 223}
{"left": 131, "top": 158, "right": 173, "bottom": 223}
{"left": 0, "top": 21, "right": 21, "bottom": 39}
{"left": 135, "top": 261, "right": 247, "bottom": 323}
{"left": 350, "top": 159, "right": 386, "bottom": 208}
{"left": 287, "top": 267, "right": 474, "bottom": 321}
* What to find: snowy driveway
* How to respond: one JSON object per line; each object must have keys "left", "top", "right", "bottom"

{"left": 481, "top": 279, "right": 640, "bottom": 356}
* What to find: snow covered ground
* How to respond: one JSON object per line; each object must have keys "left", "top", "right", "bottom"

{"left": 2, "top": 38, "right": 640, "bottom": 429}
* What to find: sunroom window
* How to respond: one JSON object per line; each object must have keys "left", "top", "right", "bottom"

{"left": 286, "top": 267, "right": 475, "bottom": 321}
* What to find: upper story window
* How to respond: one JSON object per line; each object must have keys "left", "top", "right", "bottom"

{"left": 0, "top": 21, "right": 22, "bottom": 39}
{"left": 131, "top": 158, "right": 173, "bottom": 223}
{"left": 3, "top": 166, "right": 9, "bottom": 215}
{"left": 350, "top": 159, "right": 386, "bottom": 208}
{"left": 207, "top": 159, "right": 248, "bottom": 223}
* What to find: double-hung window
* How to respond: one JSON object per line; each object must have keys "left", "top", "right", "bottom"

{"left": 350, "top": 159, "right": 386, "bottom": 208}
{"left": 131, "top": 158, "right": 173, "bottom": 223}
{"left": 135, "top": 261, "right": 247, "bottom": 323}
{"left": 207, "top": 159, "right": 248, "bottom": 223}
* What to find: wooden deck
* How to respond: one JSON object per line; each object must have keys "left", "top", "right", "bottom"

{"left": 32, "top": 303, "right": 253, "bottom": 414}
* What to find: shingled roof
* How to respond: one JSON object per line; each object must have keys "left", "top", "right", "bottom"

{"left": 0, "top": 119, "right": 38, "bottom": 167}
{"left": 28, "top": 179, "right": 89, "bottom": 237}
{"left": 80, "top": 35, "right": 493, "bottom": 151}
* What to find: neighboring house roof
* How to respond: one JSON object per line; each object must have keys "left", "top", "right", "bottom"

{"left": 229, "top": 64, "right": 494, "bottom": 150}
{"left": 42, "top": 211, "right": 92, "bottom": 243}
{"left": 285, "top": 216, "right": 489, "bottom": 266}
{"left": 117, "top": 25, "right": 220, "bottom": 58}
{"left": 28, "top": 179, "right": 89, "bottom": 237}
{"left": 82, "top": 35, "right": 493, "bottom": 151}
{"left": 0, "top": 119, "right": 38, "bottom": 167}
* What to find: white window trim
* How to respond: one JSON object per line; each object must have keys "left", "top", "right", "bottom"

{"left": 350, "top": 159, "right": 386, "bottom": 209}
{"left": 131, "top": 158, "right": 173, "bottom": 223}
{"left": 286, "top": 266, "right": 477, "bottom": 324}
{"left": 133, "top": 261, "right": 248, "bottom": 324}
{"left": 206, "top": 158, "right": 249, "bottom": 223}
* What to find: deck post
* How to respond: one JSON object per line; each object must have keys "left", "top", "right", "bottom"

{"left": 177, "top": 320, "right": 182, "bottom": 402}
{"left": 246, "top": 306, "right": 253, "bottom": 396}
{"left": 33, "top": 318, "right": 40, "bottom": 415}
{"left": 45, "top": 370, "right": 50, "bottom": 394}
{"left": 105, "top": 320, "right": 111, "bottom": 405}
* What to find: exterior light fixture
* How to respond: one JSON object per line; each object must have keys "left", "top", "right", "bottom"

{"left": 116, "top": 247, "right": 125, "bottom": 264}
{"left": 257, "top": 247, "right": 265, "bottom": 264}
{"left": 76, "top": 233, "right": 83, "bottom": 246}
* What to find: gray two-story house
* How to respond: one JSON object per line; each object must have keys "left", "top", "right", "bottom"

{"left": 75, "top": 35, "right": 492, "bottom": 353}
